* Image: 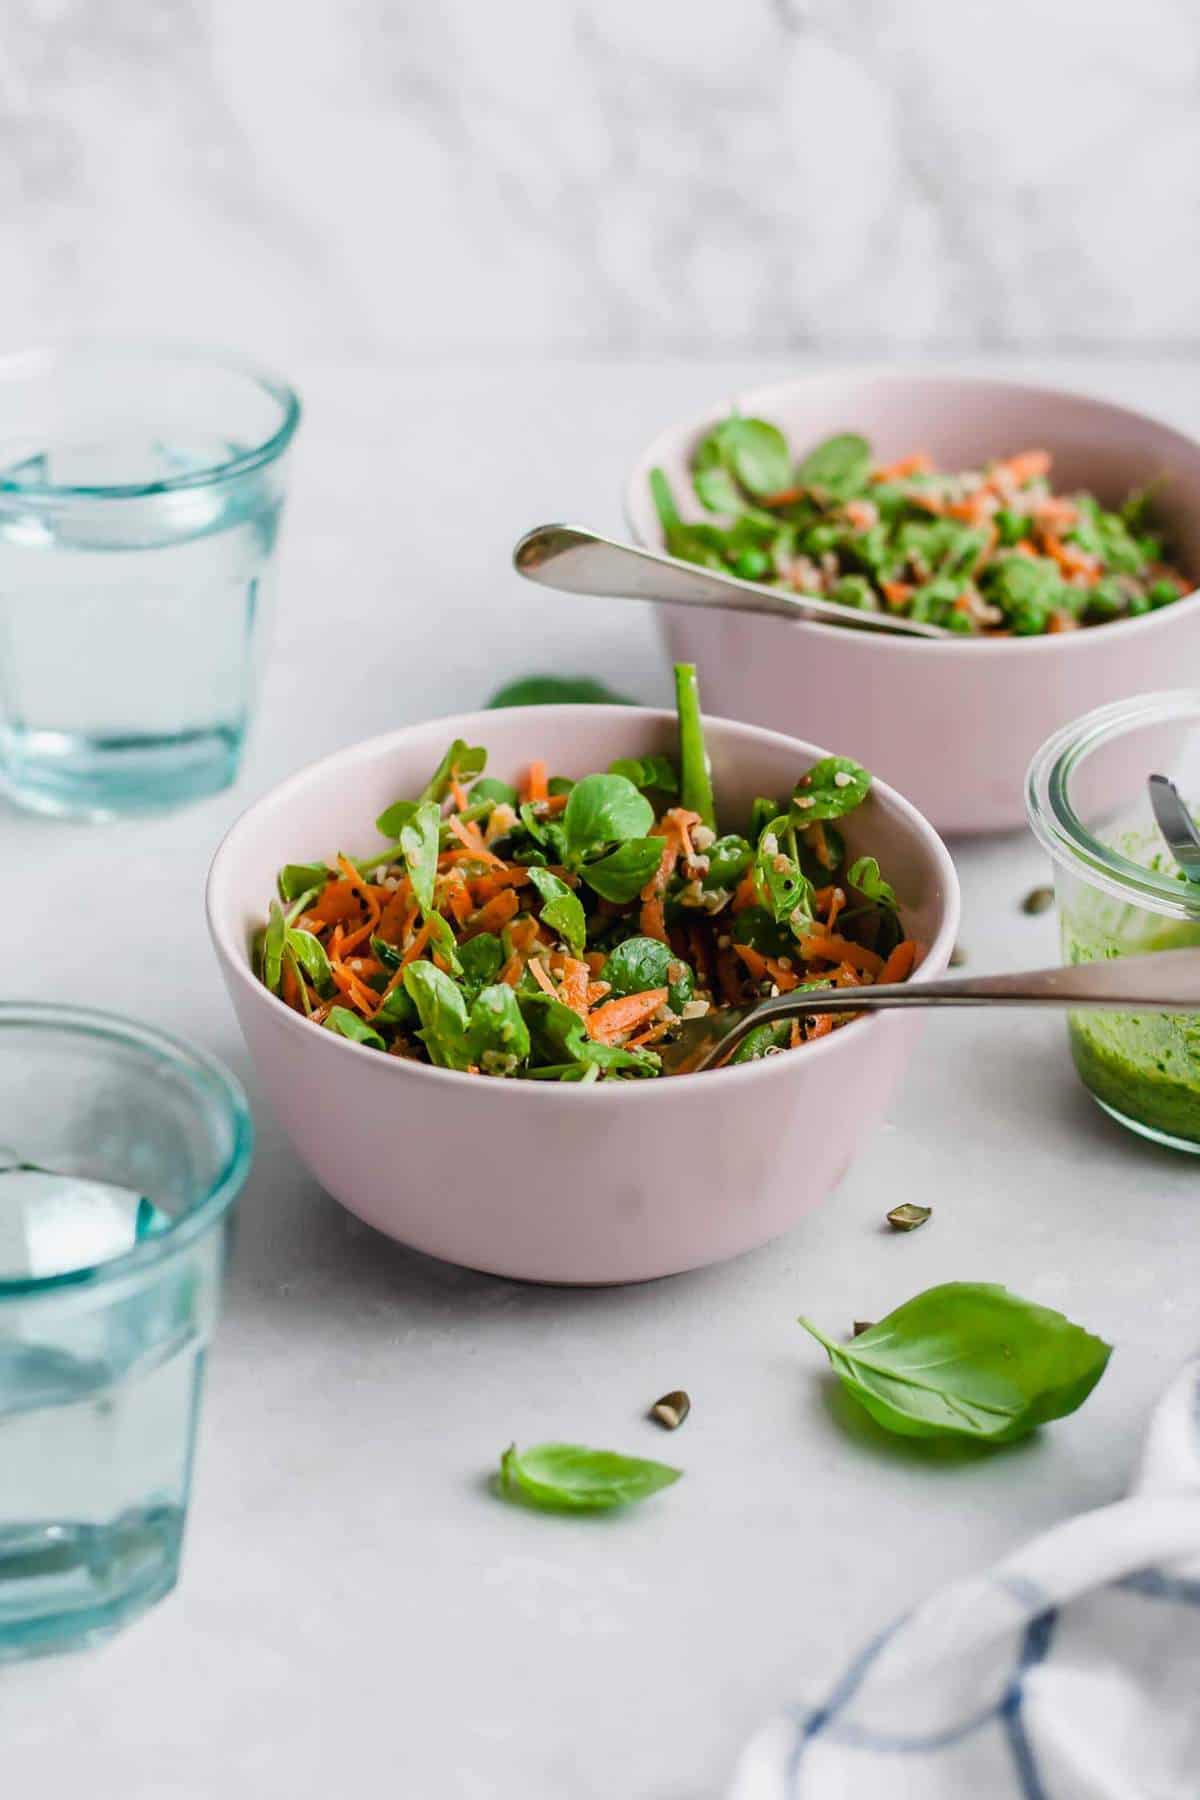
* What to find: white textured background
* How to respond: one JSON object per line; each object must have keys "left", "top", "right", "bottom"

{"left": 2, "top": 0, "right": 1198, "bottom": 362}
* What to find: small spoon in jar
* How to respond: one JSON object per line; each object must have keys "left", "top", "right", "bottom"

{"left": 1147, "top": 774, "right": 1200, "bottom": 883}
{"left": 512, "top": 523, "right": 957, "bottom": 641}
{"left": 662, "top": 947, "right": 1200, "bottom": 1074}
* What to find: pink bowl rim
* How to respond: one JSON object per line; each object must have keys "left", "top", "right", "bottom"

{"left": 623, "top": 367, "right": 1200, "bottom": 657}
{"left": 206, "top": 704, "right": 961, "bottom": 1101}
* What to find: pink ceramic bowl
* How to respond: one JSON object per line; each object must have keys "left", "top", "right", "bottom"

{"left": 206, "top": 706, "right": 959, "bottom": 1284}
{"left": 625, "top": 372, "right": 1200, "bottom": 836}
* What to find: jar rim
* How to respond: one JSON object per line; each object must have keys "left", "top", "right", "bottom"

{"left": 1026, "top": 690, "right": 1200, "bottom": 921}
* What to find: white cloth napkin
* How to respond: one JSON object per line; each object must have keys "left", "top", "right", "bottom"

{"left": 729, "top": 1360, "right": 1200, "bottom": 1800}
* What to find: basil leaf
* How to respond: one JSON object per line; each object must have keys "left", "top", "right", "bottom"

{"left": 795, "top": 432, "right": 872, "bottom": 503}
{"left": 324, "top": 1007, "right": 385, "bottom": 1051}
{"left": 800, "top": 1283, "right": 1112, "bottom": 1444}
{"left": 458, "top": 932, "right": 504, "bottom": 999}
{"left": 608, "top": 754, "right": 678, "bottom": 798}
{"left": 526, "top": 866, "right": 586, "bottom": 958}
{"left": 754, "top": 818, "right": 815, "bottom": 926}
{"left": 791, "top": 756, "right": 871, "bottom": 823}
{"left": 466, "top": 984, "right": 531, "bottom": 1076}
{"left": 401, "top": 963, "right": 472, "bottom": 1070}
{"left": 263, "top": 900, "right": 287, "bottom": 993}
{"left": 399, "top": 800, "right": 442, "bottom": 916}
{"left": 563, "top": 774, "right": 654, "bottom": 855}
{"left": 580, "top": 838, "right": 663, "bottom": 904}
{"left": 472, "top": 776, "right": 519, "bottom": 808}
{"left": 600, "top": 935, "right": 671, "bottom": 996}
{"left": 720, "top": 416, "right": 792, "bottom": 499}
{"left": 848, "top": 854, "right": 898, "bottom": 913}
{"left": 488, "top": 675, "right": 632, "bottom": 708}
{"left": 286, "top": 927, "right": 334, "bottom": 996}
{"left": 278, "top": 862, "right": 328, "bottom": 903}
{"left": 498, "top": 1443, "right": 681, "bottom": 1512}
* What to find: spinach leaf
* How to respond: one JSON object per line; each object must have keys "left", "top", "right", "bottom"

{"left": 674, "top": 661, "right": 716, "bottom": 830}
{"left": 458, "top": 932, "right": 504, "bottom": 999}
{"left": 286, "top": 927, "right": 334, "bottom": 996}
{"left": 608, "top": 754, "right": 678, "bottom": 798}
{"left": 731, "top": 905, "right": 794, "bottom": 959}
{"left": 425, "top": 911, "right": 464, "bottom": 977}
{"left": 324, "top": 1007, "right": 385, "bottom": 1051}
{"left": 791, "top": 755, "right": 871, "bottom": 822}
{"left": 600, "top": 935, "right": 671, "bottom": 996}
{"left": 374, "top": 984, "right": 414, "bottom": 1026}
{"left": 548, "top": 776, "right": 574, "bottom": 797}
{"left": 421, "top": 738, "right": 487, "bottom": 804}
{"left": 263, "top": 900, "right": 287, "bottom": 993}
{"left": 848, "top": 855, "right": 898, "bottom": 912}
{"left": 498, "top": 1443, "right": 681, "bottom": 1512}
{"left": 401, "top": 963, "right": 472, "bottom": 1070}
{"left": 526, "top": 866, "right": 586, "bottom": 957}
{"left": 703, "top": 833, "right": 753, "bottom": 890}
{"left": 796, "top": 433, "right": 872, "bottom": 503}
{"left": 720, "top": 416, "right": 792, "bottom": 499}
{"left": 471, "top": 776, "right": 519, "bottom": 808}
{"left": 693, "top": 426, "right": 748, "bottom": 515}
{"left": 466, "top": 984, "right": 531, "bottom": 1075}
{"left": 399, "top": 800, "right": 442, "bottom": 917}
{"left": 278, "top": 861, "right": 329, "bottom": 903}
{"left": 563, "top": 774, "right": 654, "bottom": 855}
{"left": 749, "top": 796, "right": 782, "bottom": 841}
{"left": 488, "top": 675, "right": 632, "bottom": 708}
{"left": 754, "top": 818, "right": 815, "bottom": 927}
{"left": 579, "top": 838, "right": 663, "bottom": 903}
{"left": 375, "top": 797, "right": 418, "bottom": 839}
{"left": 800, "top": 1283, "right": 1111, "bottom": 1444}
{"left": 518, "top": 993, "right": 660, "bottom": 1078}
{"left": 730, "top": 1020, "right": 791, "bottom": 1062}
{"left": 981, "top": 553, "right": 1063, "bottom": 634}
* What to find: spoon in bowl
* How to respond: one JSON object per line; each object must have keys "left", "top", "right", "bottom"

{"left": 1147, "top": 774, "right": 1200, "bottom": 883}
{"left": 513, "top": 523, "right": 957, "bottom": 641}
{"left": 663, "top": 946, "right": 1200, "bottom": 1073}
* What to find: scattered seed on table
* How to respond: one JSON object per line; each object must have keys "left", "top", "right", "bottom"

{"left": 1022, "top": 886, "right": 1054, "bottom": 915}
{"left": 886, "top": 1202, "right": 932, "bottom": 1232}
{"left": 852, "top": 1320, "right": 875, "bottom": 1337}
{"left": 650, "top": 1390, "right": 690, "bottom": 1430}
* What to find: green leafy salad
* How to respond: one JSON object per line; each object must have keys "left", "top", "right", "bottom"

{"left": 650, "top": 418, "right": 1190, "bottom": 636}
{"left": 255, "top": 665, "right": 916, "bottom": 1080}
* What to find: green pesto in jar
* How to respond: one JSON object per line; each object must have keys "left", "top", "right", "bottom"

{"left": 1062, "top": 828, "right": 1200, "bottom": 1147}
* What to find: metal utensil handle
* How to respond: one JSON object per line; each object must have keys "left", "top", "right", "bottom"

{"left": 512, "top": 524, "right": 953, "bottom": 641}
{"left": 705, "top": 947, "right": 1200, "bottom": 1068}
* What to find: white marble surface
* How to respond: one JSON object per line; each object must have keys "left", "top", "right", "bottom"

{"left": 4, "top": 354, "right": 1200, "bottom": 1799}
{"left": 1, "top": 1, "right": 1199, "bottom": 359}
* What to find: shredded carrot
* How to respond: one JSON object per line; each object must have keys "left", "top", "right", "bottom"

{"left": 527, "top": 956, "right": 558, "bottom": 997}
{"left": 640, "top": 894, "right": 668, "bottom": 944}
{"left": 878, "top": 940, "right": 917, "bottom": 985}
{"left": 523, "top": 760, "right": 549, "bottom": 804}
{"left": 872, "top": 452, "right": 933, "bottom": 482}
{"left": 309, "top": 879, "right": 360, "bottom": 927}
{"left": 450, "top": 776, "right": 470, "bottom": 812}
{"left": 731, "top": 873, "right": 758, "bottom": 914}
{"left": 585, "top": 980, "right": 611, "bottom": 1005}
{"left": 882, "top": 580, "right": 915, "bottom": 611}
{"left": 732, "top": 943, "right": 801, "bottom": 992}
{"left": 586, "top": 988, "right": 668, "bottom": 1044}
{"left": 464, "top": 887, "right": 520, "bottom": 938}
{"left": 806, "top": 1013, "right": 834, "bottom": 1041}
{"left": 797, "top": 931, "right": 885, "bottom": 976}
{"left": 447, "top": 814, "right": 506, "bottom": 867}
{"left": 559, "top": 959, "right": 590, "bottom": 1016}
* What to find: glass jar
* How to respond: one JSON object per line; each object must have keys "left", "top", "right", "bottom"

{"left": 1027, "top": 691, "right": 1200, "bottom": 1152}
